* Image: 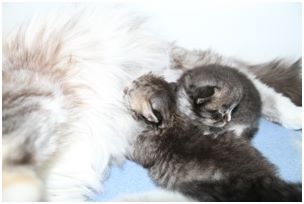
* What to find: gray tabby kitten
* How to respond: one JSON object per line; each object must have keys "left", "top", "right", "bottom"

{"left": 124, "top": 73, "right": 301, "bottom": 202}
{"left": 176, "top": 64, "right": 261, "bottom": 140}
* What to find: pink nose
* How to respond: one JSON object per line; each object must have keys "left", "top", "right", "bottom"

{"left": 123, "top": 87, "right": 129, "bottom": 94}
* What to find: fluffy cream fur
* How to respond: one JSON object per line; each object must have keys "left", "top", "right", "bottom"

{"left": 3, "top": 7, "right": 171, "bottom": 201}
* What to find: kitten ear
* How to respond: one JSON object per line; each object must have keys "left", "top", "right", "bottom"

{"left": 142, "top": 101, "right": 159, "bottom": 123}
{"left": 196, "top": 86, "right": 217, "bottom": 104}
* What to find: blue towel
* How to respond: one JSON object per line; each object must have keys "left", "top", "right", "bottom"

{"left": 93, "top": 119, "right": 302, "bottom": 201}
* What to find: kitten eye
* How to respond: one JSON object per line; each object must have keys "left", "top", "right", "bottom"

{"left": 189, "top": 84, "right": 195, "bottom": 89}
{"left": 194, "top": 86, "right": 216, "bottom": 102}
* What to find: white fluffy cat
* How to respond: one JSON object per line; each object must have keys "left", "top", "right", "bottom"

{"left": 2, "top": 6, "right": 301, "bottom": 201}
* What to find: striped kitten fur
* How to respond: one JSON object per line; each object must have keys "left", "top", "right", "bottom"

{"left": 2, "top": 8, "right": 170, "bottom": 201}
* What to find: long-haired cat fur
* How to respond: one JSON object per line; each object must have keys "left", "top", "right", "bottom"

{"left": 2, "top": 8, "right": 170, "bottom": 201}
{"left": 124, "top": 73, "right": 302, "bottom": 202}
{"left": 3, "top": 7, "right": 302, "bottom": 201}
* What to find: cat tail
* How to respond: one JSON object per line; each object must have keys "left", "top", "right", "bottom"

{"left": 248, "top": 58, "right": 302, "bottom": 106}
{"left": 2, "top": 166, "right": 44, "bottom": 201}
{"left": 258, "top": 178, "right": 302, "bottom": 202}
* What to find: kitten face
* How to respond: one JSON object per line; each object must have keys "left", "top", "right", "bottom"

{"left": 178, "top": 68, "right": 243, "bottom": 128}
{"left": 193, "top": 93, "right": 239, "bottom": 128}
{"left": 124, "top": 73, "right": 176, "bottom": 128}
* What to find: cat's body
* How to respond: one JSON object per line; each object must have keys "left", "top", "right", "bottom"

{"left": 125, "top": 74, "right": 301, "bottom": 202}
{"left": 2, "top": 8, "right": 302, "bottom": 201}
{"left": 177, "top": 64, "right": 261, "bottom": 140}
{"left": 2, "top": 8, "right": 169, "bottom": 201}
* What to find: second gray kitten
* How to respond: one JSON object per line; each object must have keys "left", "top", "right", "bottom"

{"left": 176, "top": 64, "right": 261, "bottom": 140}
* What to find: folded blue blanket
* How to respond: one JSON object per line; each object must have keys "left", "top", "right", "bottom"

{"left": 93, "top": 119, "right": 302, "bottom": 201}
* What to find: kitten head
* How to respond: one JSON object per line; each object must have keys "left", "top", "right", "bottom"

{"left": 124, "top": 73, "right": 176, "bottom": 128}
{"left": 178, "top": 65, "right": 243, "bottom": 128}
